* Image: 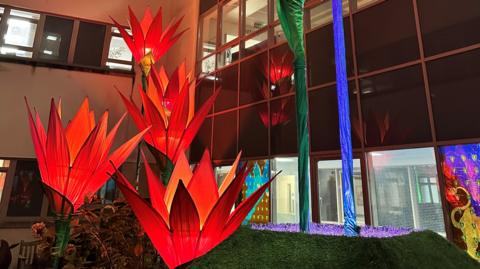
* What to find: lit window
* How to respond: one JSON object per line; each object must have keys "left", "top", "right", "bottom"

{"left": 243, "top": 30, "right": 268, "bottom": 57}
{"left": 368, "top": 148, "right": 446, "bottom": 234}
{"left": 0, "top": 46, "right": 33, "bottom": 58}
{"left": 244, "top": 0, "right": 268, "bottom": 35}
{"left": 217, "top": 44, "right": 239, "bottom": 68}
{"left": 39, "top": 16, "right": 74, "bottom": 62}
{"left": 271, "top": 157, "right": 303, "bottom": 224}
{"left": 107, "top": 28, "right": 132, "bottom": 71}
{"left": 10, "top": 9, "right": 40, "bottom": 20}
{"left": 221, "top": 0, "right": 240, "bottom": 44}
{"left": 317, "top": 159, "right": 365, "bottom": 224}
{"left": 309, "top": 0, "right": 349, "bottom": 30}
{"left": 199, "top": 8, "right": 218, "bottom": 58}
{"left": 106, "top": 62, "right": 132, "bottom": 71}
{"left": 201, "top": 54, "right": 216, "bottom": 74}
{"left": 0, "top": 159, "right": 10, "bottom": 203}
{"left": 4, "top": 18, "right": 37, "bottom": 47}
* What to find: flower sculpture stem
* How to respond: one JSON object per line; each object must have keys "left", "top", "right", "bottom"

{"left": 52, "top": 217, "right": 71, "bottom": 269}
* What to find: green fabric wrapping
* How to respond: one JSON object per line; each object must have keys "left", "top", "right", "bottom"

{"left": 277, "top": 0, "right": 311, "bottom": 232}
{"left": 53, "top": 217, "right": 71, "bottom": 269}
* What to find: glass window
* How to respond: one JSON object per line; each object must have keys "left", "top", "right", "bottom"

{"left": 199, "top": 8, "right": 218, "bottom": 58}
{"left": 317, "top": 159, "right": 364, "bottom": 224}
{"left": 217, "top": 44, "right": 239, "bottom": 68}
{"left": 353, "top": 0, "right": 419, "bottom": 73}
{"left": 244, "top": 0, "right": 268, "bottom": 35}
{"left": 215, "top": 64, "right": 238, "bottom": 111}
{"left": 309, "top": 83, "right": 361, "bottom": 152}
{"left": 270, "top": 96, "right": 297, "bottom": 155}
{"left": 74, "top": 22, "right": 106, "bottom": 67}
{"left": 308, "top": 0, "right": 349, "bottom": 30}
{"left": 212, "top": 111, "right": 238, "bottom": 160}
{"left": 0, "top": 172, "right": 6, "bottom": 202}
{"left": 427, "top": 49, "right": 480, "bottom": 141}
{"left": 108, "top": 36, "right": 132, "bottom": 62}
{"left": 190, "top": 118, "right": 212, "bottom": 163}
{"left": 418, "top": 0, "right": 480, "bottom": 56}
{"left": 195, "top": 77, "right": 215, "bottom": 114}
{"left": 10, "top": 9, "right": 40, "bottom": 20}
{"left": 271, "top": 157, "right": 300, "bottom": 224}
{"left": 240, "top": 51, "right": 268, "bottom": 105}
{"left": 215, "top": 165, "right": 233, "bottom": 187}
{"left": 0, "top": 46, "right": 32, "bottom": 58}
{"left": 0, "top": 159, "right": 10, "bottom": 168}
{"left": 269, "top": 44, "right": 294, "bottom": 98}
{"left": 0, "top": 7, "right": 4, "bottom": 15}
{"left": 201, "top": 54, "right": 216, "bottom": 74}
{"left": 238, "top": 103, "right": 269, "bottom": 157}
{"left": 221, "top": 0, "right": 240, "bottom": 45}
{"left": 39, "top": 16, "right": 74, "bottom": 62}
{"left": 273, "top": 24, "right": 286, "bottom": 44}
{"left": 241, "top": 160, "right": 270, "bottom": 224}
{"left": 243, "top": 30, "right": 268, "bottom": 57}
{"left": 200, "top": 0, "right": 217, "bottom": 15}
{"left": 353, "top": 0, "right": 382, "bottom": 11}
{"left": 306, "top": 17, "right": 353, "bottom": 86}
{"left": 106, "top": 62, "right": 132, "bottom": 71}
{"left": 360, "top": 65, "right": 431, "bottom": 147}
{"left": 368, "top": 148, "right": 445, "bottom": 234}
{"left": 4, "top": 18, "right": 37, "bottom": 47}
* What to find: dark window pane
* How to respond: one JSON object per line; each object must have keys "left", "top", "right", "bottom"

{"left": 191, "top": 118, "right": 212, "bottom": 163}
{"left": 39, "top": 16, "right": 73, "bottom": 62}
{"left": 74, "top": 22, "right": 106, "bottom": 66}
{"left": 240, "top": 51, "right": 268, "bottom": 105}
{"left": 269, "top": 44, "right": 294, "bottom": 98}
{"left": 360, "top": 65, "right": 431, "bottom": 146}
{"left": 213, "top": 111, "right": 237, "bottom": 160}
{"left": 354, "top": 0, "right": 419, "bottom": 73}
{"left": 239, "top": 103, "right": 268, "bottom": 157}
{"left": 271, "top": 96, "right": 297, "bottom": 155}
{"left": 418, "top": 0, "right": 480, "bottom": 56}
{"left": 428, "top": 49, "right": 480, "bottom": 140}
{"left": 196, "top": 77, "right": 215, "bottom": 114}
{"left": 215, "top": 64, "right": 238, "bottom": 112}
{"left": 306, "top": 18, "right": 353, "bottom": 86}
{"left": 200, "top": 0, "right": 217, "bottom": 15}
{"left": 309, "top": 82, "right": 361, "bottom": 152}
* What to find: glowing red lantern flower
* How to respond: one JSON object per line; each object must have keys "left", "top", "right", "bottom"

{"left": 119, "top": 64, "right": 218, "bottom": 162}
{"left": 114, "top": 150, "right": 277, "bottom": 269}
{"left": 111, "top": 7, "right": 186, "bottom": 76}
{"left": 25, "top": 98, "right": 149, "bottom": 213}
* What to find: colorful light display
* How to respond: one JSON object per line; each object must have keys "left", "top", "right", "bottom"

{"left": 242, "top": 161, "right": 270, "bottom": 225}
{"left": 114, "top": 151, "right": 277, "bottom": 269}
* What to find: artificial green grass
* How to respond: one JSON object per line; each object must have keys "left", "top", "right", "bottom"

{"left": 188, "top": 227, "right": 479, "bottom": 269}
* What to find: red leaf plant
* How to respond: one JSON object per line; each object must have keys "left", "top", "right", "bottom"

{"left": 111, "top": 6, "right": 187, "bottom": 76}
{"left": 258, "top": 52, "right": 294, "bottom": 127}
{"left": 113, "top": 150, "right": 278, "bottom": 269}
{"left": 25, "top": 97, "right": 149, "bottom": 213}
{"left": 119, "top": 63, "right": 218, "bottom": 163}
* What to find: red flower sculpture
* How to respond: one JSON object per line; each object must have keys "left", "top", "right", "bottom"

{"left": 258, "top": 52, "right": 294, "bottom": 127}
{"left": 114, "top": 150, "right": 277, "bottom": 268}
{"left": 111, "top": 7, "right": 186, "bottom": 76}
{"left": 25, "top": 98, "right": 149, "bottom": 212}
{"left": 119, "top": 64, "right": 218, "bottom": 162}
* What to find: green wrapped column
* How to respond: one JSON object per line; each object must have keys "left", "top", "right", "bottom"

{"left": 277, "top": 0, "right": 311, "bottom": 232}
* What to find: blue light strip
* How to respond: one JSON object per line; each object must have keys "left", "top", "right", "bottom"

{"left": 332, "top": 0, "right": 358, "bottom": 236}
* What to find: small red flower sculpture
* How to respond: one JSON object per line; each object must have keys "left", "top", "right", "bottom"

{"left": 119, "top": 63, "right": 218, "bottom": 162}
{"left": 114, "top": 150, "right": 277, "bottom": 269}
{"left": 25, "top": 98, "right": 149, "bottom": 212}
{"left": 111, "top": 7, "right": 186, "bottom": 76}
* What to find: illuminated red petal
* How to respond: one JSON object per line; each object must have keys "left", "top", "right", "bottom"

{"left": 141, "top": 151, "right": 169, "bottom": 223}
{"left": 169, "top": 181, "right": 200, "bottom": 266}
{"left": 114, "top": 171, "right": 177, "bottom": 269}
{"left": 196, "top": 164, "right": 251, "bottom": 256}
{"left": 220, "top": 173, "right": 277, "bottom": 242}
{"left": 41, "top": 182, "right": 74, "bottom": 216}
{"left": 166, "top": 81, "right": 190, "bottom": 159}
{"left": 25, "top": 99, "right": 48, "bottom": 185}
{"left": 140, "top": 7, "right": 154, "bottom": 38}
{"left": 65, "top": 98, "right": 94, "bottom": 161}
{"left": 173, "top": 90, "right": 218, "bottom": 161}
{"left": 110, "top": 17, "right": 141, "bottom": 62}
{"left": 118, "top": 90, "right": 154, "bottom": 145}
{"left": 164, "top": 64, "right": 181, "bottom": 101}
{"left": 187, "top": 150, "right": 218, "bottom": 226}
{"left": 146, "top": 75, "right": 165, "bottom": 116}
{"left": 45, "top": 99, "right": 70, "bottom": 201}
{"left": 165, "top": 152, "right": 193, "bottom": 211}
{"left": 218, "top": 152, "right": 242, "bottom": 196}
{"left": 154, "top": 17, "right": 186, "bottom": 61}
{"left": 145, "top": 7, "right": 163, "bottom": 55}
{"left": 139, "top": 89, "right": 167, "bottom": 153}
{"left": 101, "top": 113, "right": 127, "bottom": 163}
{"left": 128, "top": 6, "right": 145, "bottom": 59}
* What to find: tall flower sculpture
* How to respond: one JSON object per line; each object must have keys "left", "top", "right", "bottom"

{"left": 111, "top": 7, "right": 186, "bottom": 77}
{"left": 25, "top": 98, "right": 149, "bottom": 267}
{"left": 113, "top": 150, "right": 278, "bottom": 269}
{"left": 119, "top": 63, "right": 218, "bottom": 180}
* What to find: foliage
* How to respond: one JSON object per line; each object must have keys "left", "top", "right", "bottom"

{"left": 33, "top": 198, "right": 163, "bottom": 269}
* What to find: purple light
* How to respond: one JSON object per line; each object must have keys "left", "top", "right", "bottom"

{"left": 251, "top": 223, "right": 415, "bottom": 238}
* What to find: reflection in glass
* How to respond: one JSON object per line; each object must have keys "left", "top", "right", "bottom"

{"left": 238, "top": 103, "right": 268, "bottom": 157}
{"left": 270, "top": 96, "right": 297, "bottom": 155}
{"left": 215, "top": 64, "right": 238, "bottom": 111}
{"left": 240, "top": 51, "right": 267, "bottom": 105}
{"left": 200, "top": 8, "right": 218, "bottom": 57}
{"left": 4, "top": 18, "right": 37, "bottom": 47}
{"left": 309, "top": 0, "right": 349, "bottom": 30}
{"left": 217, "top": 44, "right": 239, "bottom": 68}
{"left": 273, "top": 25, "right": 286, "bottom": 44}
{"left": 190, "top": 118, "right": 212, "bottom": 163}
{"left": 74, "top": 22, "right": 106, "bottom": 67}
{"left": 368, "top": 148, "right": 445, "bottom": 234}
{"left": 317, "top": 159, "right": 364, "bottom": 224}
{"left": 245, "top": 0, "right": 268, "bottom": 35}
{"left": 212, "top": 111, "right": 237, "bottom": 160}
{"left": 271, "top": 157, "right": 300, "bottom": 224}
{"left": 39, "top": 16, "right": 74, "bottom": 62}
{"left": 221, "top": 0, "right": 240, "bottom": 44}
{"left": 243, "top": 30, "right": 268, "bottom": 57}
